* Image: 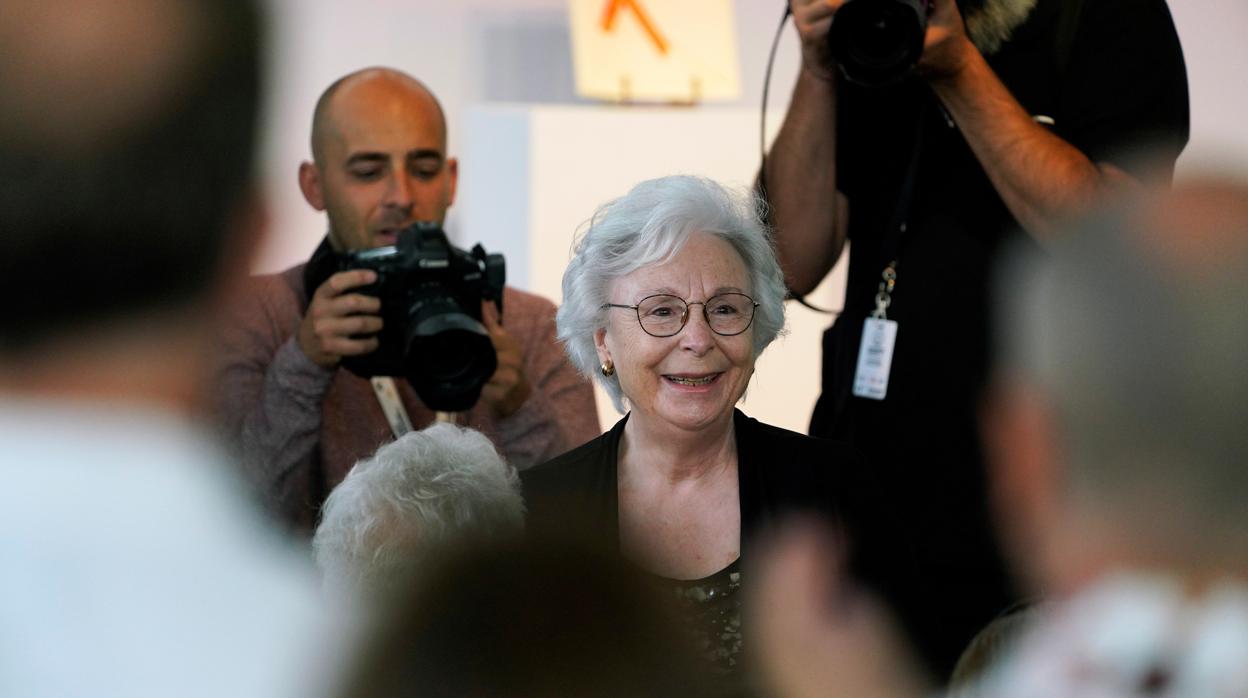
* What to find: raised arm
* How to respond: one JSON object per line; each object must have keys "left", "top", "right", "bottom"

{"left": 918, "top": 0, "right": 1185, "bottom": 240}
{"left": 762, "top": 0, "right": 851, "bottom": 297}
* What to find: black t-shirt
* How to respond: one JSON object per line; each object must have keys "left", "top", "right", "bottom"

{"left": 812, "top": 0, "right": 1189, "bottom": 674}
{"left": 825, "top": 0, "right": 1189, "bottom": 438}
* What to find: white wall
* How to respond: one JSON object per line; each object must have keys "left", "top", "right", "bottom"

{"left": 256, "top": 0, "right": 1246, "bottom": 269}
{"left": 1168, "top": 0, "right": 1248, "bottom": 177}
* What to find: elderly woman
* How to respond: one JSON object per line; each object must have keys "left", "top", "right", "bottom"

{"left": 522, "top": 175, "right": 917, "bottom": 676}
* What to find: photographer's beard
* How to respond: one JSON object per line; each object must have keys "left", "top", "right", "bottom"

{"left": 958, "top": 0, "right": 1038, "bottom": 56}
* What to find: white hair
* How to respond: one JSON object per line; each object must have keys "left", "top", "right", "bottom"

{"left": 313, "top": 423, "right": 525, "bottom": 601}
{"left": 557, "top": 175, "right": 788, "bottom": 413}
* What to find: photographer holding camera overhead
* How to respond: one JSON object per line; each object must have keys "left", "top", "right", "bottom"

{"left": 217, "top": 68, "right": 599, "bottom": 531}
{"left": 760, "top": 0, "right": 1188, "bottom": 677}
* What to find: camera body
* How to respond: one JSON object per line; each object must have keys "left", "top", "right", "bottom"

{"left": 827, "top": 0, "right": 933, "bottom": 87}
{"left": 330, "top": 222, "right": 506, "bottom": 412}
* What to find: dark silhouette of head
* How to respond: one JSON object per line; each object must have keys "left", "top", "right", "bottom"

{"left": 340, "top": 537, "right": 719, "bottom": 697}
{"left": 0, "top": 0, "right": 263, "bottom": 354}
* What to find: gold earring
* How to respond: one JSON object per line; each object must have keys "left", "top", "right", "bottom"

{"left": 600, "top": 360, "right": 615, "bottom": 377}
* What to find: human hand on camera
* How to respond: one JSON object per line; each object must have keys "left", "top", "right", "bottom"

{"left": 479, "top": 300, "right": 531, "bottom": 418}
{"left": 296, "top": 269, "right": 383, "bottom": 369}
{"left": 791, "top": 0, "right": 845, "bottom": 82}
{"left": 916, "top": 0, "right": 975, "bottom": 82}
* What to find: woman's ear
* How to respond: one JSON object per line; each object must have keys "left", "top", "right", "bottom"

{"left": 594, "top": 326, "right": 611, "bottom": 365}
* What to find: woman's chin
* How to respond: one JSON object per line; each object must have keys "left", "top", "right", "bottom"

{"left": 648, "top": 398, "right": 735, "bottom": 434}
{"left": 627, "top": 372, "right": 747, "bottom": 433}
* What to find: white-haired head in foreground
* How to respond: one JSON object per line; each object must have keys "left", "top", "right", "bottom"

{"left": 557, "top": 175, "right": 788, "bottom": 413}
{"left": 313, "top": 422, "right": 525, "bottom": 601}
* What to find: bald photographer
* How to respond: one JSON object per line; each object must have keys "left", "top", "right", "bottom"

{"left": 216, "top": 68, "right": 600, "bottom": 530}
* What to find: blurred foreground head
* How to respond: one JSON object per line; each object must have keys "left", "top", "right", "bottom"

{"left": 313, "top": 423, "right": 525, "bottom": 603}
{"left": 990, "top": 173, "right": 1248, "bottom": 592}
{"left": 0, "top": 0, "right": 262, "bottom": 355}
{"left": 339, "top": 536, "right": 717, "bottom": 697}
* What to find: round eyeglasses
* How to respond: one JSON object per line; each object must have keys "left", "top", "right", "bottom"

{"left": 601, "top": 293, "right": 760, "bottom": 338}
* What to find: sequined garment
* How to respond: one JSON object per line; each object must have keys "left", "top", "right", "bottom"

{"left": 667, "top": 560, "right": 744, "bottom": 675}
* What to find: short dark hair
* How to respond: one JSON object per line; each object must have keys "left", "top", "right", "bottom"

{"left": 0, "top": 0, "right": 263, "bottom": 351}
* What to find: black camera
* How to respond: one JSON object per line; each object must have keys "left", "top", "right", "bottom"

{"left": 827, "top": 0, "right": 933, "bottom": 87}
{"left": 321, "top": 222, "right": 505, "bottom": 412}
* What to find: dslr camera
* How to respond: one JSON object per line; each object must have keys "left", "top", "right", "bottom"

{"left": 827, "top": 0, "right": 933, "bottom": 87}
{"left": 319, "top": 222, "right": 505, "bottom": 412}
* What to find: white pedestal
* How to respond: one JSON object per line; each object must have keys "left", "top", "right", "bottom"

{"left": 459, "top": 104, "right": 847, "bottom": 435}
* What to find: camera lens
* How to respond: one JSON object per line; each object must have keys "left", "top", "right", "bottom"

{"left": 828, "top": 0, "right": 928, "bottom": 87}
{"left": 847, "top": 6, "right": 916, "bottom": 65}
{"left": 414, "top": 326, "right": 486, "bottom": 383}
{"left": 404, "top": 297, "right": 497, "bottom": 412}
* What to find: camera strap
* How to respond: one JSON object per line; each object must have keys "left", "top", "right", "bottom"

{"left": 370, "top": 377, "right": 461, "bottom": 438}
{"left": 852, "top": 100, "right": 926, "bottom": 401}
{"left": 301, "top": 237, "right": 338, "bottom": 300}
{"left": 370, "top": 377, "right": 415, "bottom": 438}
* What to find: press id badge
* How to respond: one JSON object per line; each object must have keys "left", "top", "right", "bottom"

{"left": 852, "top": 317, "right": 898, "bottom": 400}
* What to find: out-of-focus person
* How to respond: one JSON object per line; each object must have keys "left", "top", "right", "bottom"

{"left": 0, "top": 1, "right": 332, "bottom": 696}
{"left": 947, "top": 603, "right": 1042, "bottom": 696}
{"left": 747, "top": 173, "right": 1248, "bottom": 697}
{"left": 522, "top": 175, "right": 920, "bottom": 682}
{"left": 215, "top": 67, "right": 599, "bottom": 532}
{"left": 336, "top": 538, "right": 718, "bottom": 697}
{"left": 313, "top": 422, "right": 525, "bottom": 605}
{"left": 973, "top": 174, "right": 1248, "bottom": 696}
{"left": 761, "top": 0, "right": 1191, "bottom": 672}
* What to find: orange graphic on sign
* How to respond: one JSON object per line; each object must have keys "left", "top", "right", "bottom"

{"left": 600, "top": 0, "right": 669, "bottom": 55}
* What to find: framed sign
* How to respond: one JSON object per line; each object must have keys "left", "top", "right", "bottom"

{"left": 568, "top": 0, "right": 741, "bottom": 103}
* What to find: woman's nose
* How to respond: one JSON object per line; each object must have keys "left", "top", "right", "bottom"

{"left": 678, "top": 304, "right": 714, "bottom": 354}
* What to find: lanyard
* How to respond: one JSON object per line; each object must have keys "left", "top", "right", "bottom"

{"left": 369, "top": 377, "right": 414, "bottom": 439}
{"left": 369, "top": 377, "right": 460, "bottom": 439}
{"left": 872, "top": 99, "right": 929, "bottom": 319}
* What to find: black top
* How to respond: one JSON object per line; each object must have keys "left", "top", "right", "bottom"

{"left": 522, "top": 409, "right": 930, "bottom": 675}
{"left": 811, "top": 0, "right": 1190, "bottom": 674}
{"left": 665, "top": 558, "right": 743, "bottom": 674}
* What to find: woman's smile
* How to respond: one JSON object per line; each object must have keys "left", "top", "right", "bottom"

{"left": 662, "top": 372, "right": 722, "bottom": 388}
